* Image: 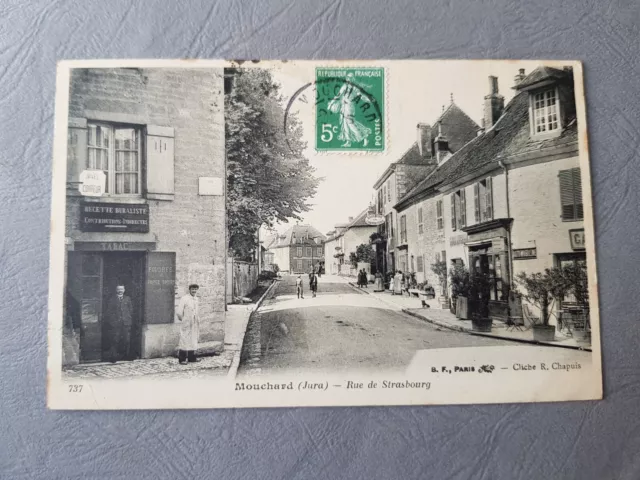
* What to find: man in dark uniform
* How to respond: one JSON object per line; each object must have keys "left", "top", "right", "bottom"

{"left": 103, "top": 285, "right": 133, "bottom": 363}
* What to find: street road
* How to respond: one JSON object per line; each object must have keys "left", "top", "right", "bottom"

{"left": 238, "top": 274, "right": 518, "bottom": 375}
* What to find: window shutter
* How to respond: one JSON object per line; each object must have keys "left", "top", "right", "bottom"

{"left": 450, "top": 194, "right": 456, "bottom": 231}
{"left": 460, "top": 189, "right": 467, "bottom": 227}
{"left": 573, "top": 168, "right": 583, "bottom": 220}
{"left": 485, "top": 177, "right": 493, "bottom": 220}
{"left": 559, "top": 169, "right": 575, "bottom": 220}
{"left": 146, "top": 125, "right": 175, "bottom": 200}
{"left": 473, "top": 183, "right": 480, "bottom": 222}
{"left": 67, "top": 118, "right": 88, "bottom": 195}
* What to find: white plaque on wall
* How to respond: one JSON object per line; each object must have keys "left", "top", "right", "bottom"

{"left": 198, "top": 177, "right": 223, "bottom": 196}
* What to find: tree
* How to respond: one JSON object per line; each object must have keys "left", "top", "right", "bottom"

{"left": 350, "top": 244, "right": 374, "bottom": 268}
{"left": 516, "top": 268, "right": 569, "bottom": 326}
{"left": 225, "top": 69, "right": 320, "bottom": 260}
{"left": 430, "top": 260, "right": 447, "bottom": 296}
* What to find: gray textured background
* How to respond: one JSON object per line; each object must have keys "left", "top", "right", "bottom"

{"left": 1, "top": 1, "right": 639, "bottom": 478}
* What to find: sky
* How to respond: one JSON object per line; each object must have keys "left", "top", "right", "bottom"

{"left": 259, "top": 60, "right": 558, "bottom": 238}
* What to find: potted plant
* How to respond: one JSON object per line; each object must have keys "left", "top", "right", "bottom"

{"left": 516, "top": 267, "right": 568, "bottom": 342}
{"left": 430, "top": 260, "right": 449, "bottom": 309}
{"left": 449, "top": 263, "right": 470, "bottom": 318}
{"left": 469, "top": 270, "right": 492, "bottom": 332}
{"left": 563, "top": 263, "right": 590, "bottom": 344}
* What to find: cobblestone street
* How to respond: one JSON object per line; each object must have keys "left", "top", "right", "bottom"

{"left": 63, "top": 349, "right": 234, "bottom": 380}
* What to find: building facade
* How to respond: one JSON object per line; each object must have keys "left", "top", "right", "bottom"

{"left": 267, "top": 225, "right": 326, "bottom": 274}
{"left": 395, "top": 67, "right": 584, "bottom": 325}
{"left": 323, "top": 210, "right": 377, "bottom": 276}
{"left": 63, "top": 68, "right": 226, "bottom": 365}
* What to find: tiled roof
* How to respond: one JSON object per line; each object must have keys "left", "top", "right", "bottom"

{"left": 270, "top": 224, "right": 327, "bottom": 248}
{"left": 515, "top": 66, "right": 570, "bottom": 90}
{"left": 434, "top": 103, "right": 481, "bottom": 153}
{"left": 396, "top": 88, "right": 578, "bottom": 210}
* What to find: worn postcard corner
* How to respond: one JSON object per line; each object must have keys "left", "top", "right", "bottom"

{"left": 47, "top": 59, "right": 601, "bottom": 410}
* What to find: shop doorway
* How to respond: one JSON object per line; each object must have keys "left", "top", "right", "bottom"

{"left": 67, "top": 251, "right": 145, "bottom": 363}
{"left": 102, "top": 253, "right": 145, "bottom": 361}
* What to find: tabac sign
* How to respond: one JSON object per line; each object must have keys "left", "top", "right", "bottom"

{"left": 80, "top": 202, "right": 150, "bottom": 233}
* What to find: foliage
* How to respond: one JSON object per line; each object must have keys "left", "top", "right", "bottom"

{"left": 516, "top": 267, "right": 569, "bottom": 326}
{"left": 349, "top": 252, "right": 358, "bottom": 267}
{"left": 563, "top": 263, "right": 589, "bottom": 310}
{"left": 469, "top": 270, "right": 493, "bottom": 319}
{"left": 369, "top": 232, "right": 386, "bottom": 244}
{"left": 258, "top": 270, "right": 278, "bottom": 281}
{"left": 271, "top": 264, "right": 280, "bottom": 274}
{"left": 226, "top": 69, "right": 321, "bottom": 259}
{"left": 355, "top": 244, "right": 375, "bottom": 263}
{"left": 449, "top": 263, "right": 470, "bottom": 301}
{"left": 430, "top": 260, "right": 448, "bottom": 296}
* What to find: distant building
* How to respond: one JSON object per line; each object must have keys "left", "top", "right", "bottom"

{"left": 324, "top": 209, "right": 378, "bottom": 275}
{"left": 267, "top": 225, "right": 326, "bottom": 274}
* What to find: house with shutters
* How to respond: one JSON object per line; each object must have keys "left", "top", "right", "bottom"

{"left": 323, "top": 209, "right": 378, "bottom": 276}
{"left": 62, "top": 68, "right": 226, "bottom": 365}
{"left": 395, "top": 66, "right": 585, "bottom": 324}
{"left": 267, "top": 224, "right": 326, "bottom": 274}
{"left": 372, "top": 100, "right": 480, "bottom": 278}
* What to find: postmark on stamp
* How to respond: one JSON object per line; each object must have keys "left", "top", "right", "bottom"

{"left": 315, "top": 67, "right": 385, "bottom": 152}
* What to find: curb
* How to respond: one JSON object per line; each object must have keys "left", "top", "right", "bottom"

{"left": 226, "top": 279, "right": 279, "bottom": 380}
{"left": 401, "top": 308, "right": 592, "bottom": 352}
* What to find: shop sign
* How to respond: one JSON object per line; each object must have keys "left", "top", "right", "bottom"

{"left": 450, "top": 234, "right": 467, "bottom": 247}
{"left": 74, "top": 241, "right": 156, "bottom": 251}
{"left": 79, "top": 170, "right": 106, "bottom": 197}
{"left": 80, "top": 202, "right": 149, "bottom": 233}
{"left": 513, "top": 247, "right": 537, "bottom": 260}
{"left": 569, "top": 229, "right": 586, "bottom": 250}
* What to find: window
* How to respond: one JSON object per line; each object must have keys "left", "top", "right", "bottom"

{"left": 532, "top": 89, "right": 559, "bottom": 134}
{"left": 387, "top": 180, "right": 391, "bottom": 202}
{"left": 317, "top": 247, "right": 323, "bottom": 257}
{"left": 296, "top": 260, "right": 303, "bottom": 272}
{"left": 559, "top": 168, "right": 583, "bottom": 221}
{"left": 417, "top": 207, "right": 424, "bottom": 234}
{"left": 474, "top": 177, "right": 493, "bottom": 223}
{"left": 306, "top": 247, "right": 312, "bottom": 257}
{"left": 417, "top": 255, "right": 424, "bottom": 273}
{"left": 296, "top": 247, "right": 302, "bottom": 257}
{"left": 386, "top": 212, "right": 394, "bottom": 238}
{"left": 400, "top": 215, "right": 407, "bottom": 244}
{"left": 436, "top": 200, "right": 443, "bottom": 230}
{"left": 87, "top": 123, "right": 141, "bottom": 195}
{"left": 383, "top": 185, "right": 387, "bottom": 204}
{"left": 451, "top": 189, "right": 466, "bottom": 231}
{"left": 377, "top": 188, "right": 384, "bottom": 213}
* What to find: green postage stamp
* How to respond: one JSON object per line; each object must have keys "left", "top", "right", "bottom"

{"left": 315, "top": 67, "right": 385, "bottom": 152}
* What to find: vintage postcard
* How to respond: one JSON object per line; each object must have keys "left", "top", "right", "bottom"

{"left": 47, "top": 59, "right": 601, "bottom": 409}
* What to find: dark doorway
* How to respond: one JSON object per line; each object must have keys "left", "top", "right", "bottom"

{"left": 101, "top": 252, "right": 145, "bottom": 361}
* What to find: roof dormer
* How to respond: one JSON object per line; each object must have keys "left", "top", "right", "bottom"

{"left": 515, "top": 66, "right": 576, "bottom": 140}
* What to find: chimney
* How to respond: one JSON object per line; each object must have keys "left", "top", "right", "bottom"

{"left": 484, "top": 75, "right": 504, "bottom": 129}
{"left": 514, "top": 68, "right": 526, "bottom": 87}
{"left": 348, "top": 216, "right": 354, "bottom": 222}
{"left": 434, "top": 124, "right": 449, "bottom": 163}
{"left": 416, "top": 123, "right": 432, "bottom": 158}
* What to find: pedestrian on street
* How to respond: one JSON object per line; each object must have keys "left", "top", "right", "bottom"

{"left": 103, "top": 285, "right": 133, "bottom": 363}
{"left": 389, "top": 274, "right": 395, "bottom": 294}
{"left": 296, "top": 275, "right": 304, "bottom": 299}
{"left": 393, "top": 271, "right": 403, "bottom": 296}
{"left": 177, "top": 284, "right": 201, "bottom": 365}
{"left": 309, "top": 272, "right": 318, "bottom": 297}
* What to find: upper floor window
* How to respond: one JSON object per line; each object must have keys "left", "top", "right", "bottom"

{"left": 417, "top": 207, "right": 424, "bottom": 235}
{"left": 473, "top": 177, "right": 493, "bottom": 223}
{"left": 450, "top": 189, "right": 466, "bottom": 231}
{"left": 436, "top": 200, "right": 444, "bottom": 230}
{"left": 559, "top": 168, "right": 583, "bottom": 221}
{"left": 383, "top": 185, "right": 387, "bottom": 204}
{"left": 400, "top": 215, "right": 407, "bottom": 244}
{"left": 385, "top": 212, "right": 394, "bottom": 239}
{"left": 88, "top": 123, "right": 141, "bottom": 195}
{"left": 377, "top": 188, "right": 383, "bottom": 213}
{"left": 387, "top": 180, "right": 391, "bottom": 202}
{"left": 532, "top": 89, "right": 559, "bottom": 135}
{"left": 317, "top": 247, "right": 323, "bottom": 257}
{"left": 296, "top": 247, "right": 303, "bottom": 257}
{"left": 306, "top": 247, "right": 312, "bottom": 257}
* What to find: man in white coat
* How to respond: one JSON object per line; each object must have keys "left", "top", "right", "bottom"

{"left": 177, "top": 284, "right": 200, "bottom": 364}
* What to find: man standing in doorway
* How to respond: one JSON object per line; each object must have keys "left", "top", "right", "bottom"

{"left": 103, "top": 285, "right": 133, "bottom": 363}
{"left": 177, "top": 284, "right": 201, "bottom": 364}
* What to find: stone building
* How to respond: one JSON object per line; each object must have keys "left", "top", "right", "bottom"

{"left": 395, "top": 66, "right": 584, "bottom": 324}
{"left": 372, "top": 101, "right": 480, "bottom": 277}
{"left": 268, "top": 224, "right": 326, "bottom": 274}
{"left": 323, "top": 209, "right": 377, "bottom": 275}
{"left": 62, "top": 68, "right": 226, "bottom": 365}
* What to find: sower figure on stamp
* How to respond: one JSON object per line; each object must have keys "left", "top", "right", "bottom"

{"left": 327, "top": 73, "right": 372, "bottom": 148}
{"left": 177, "top": 284, "right": 201, "bottom": 364}
{"left": 103, "top": 285, "right": 133, "bottom": 363}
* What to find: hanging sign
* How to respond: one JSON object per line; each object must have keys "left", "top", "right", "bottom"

{"left": 78, "top": 169, "right": 106, "bottom": 197}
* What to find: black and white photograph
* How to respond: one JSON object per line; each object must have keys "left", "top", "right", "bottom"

{"left": 47, "top": 60, "right": 601, "bottom": 409}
